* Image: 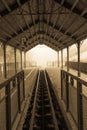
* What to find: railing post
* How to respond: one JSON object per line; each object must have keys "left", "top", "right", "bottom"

{"left": 5, "top": 83, "right": 11, "bottom": 130}
{"left": 66, "top": 73, "right": 69, "bottom": 111}
{"left": 57, "top": 51, "right": 59, "bottom": 67}
{"left": 17, "top": 76, "right": 21, "bottom": 112}
{"left": 67, "top": 46, "right": 69, "bottom": 72}
{"left": 61, "top": 70, "right": 63, "bottom": 99}
{"left": 14, "top": 48, "right": 17, "bottom": 74}
{"left": 77, "top": 80, "right": 83, "bottom": 130}
{"left": 20, "top": 51, "right": 22, "bottom": 70}
{"left": 3, "top": 44, "right": 7, "bottom": 78}
{"left": 24, "top": 52, "right": 26, "bottom": 68}
{"left": 61, "top": 50, "right": 63, "bottom": 69}
{"left": 23, "top": 71, "right": 25, "bottom": 99}
{"left": 77, "top": 42, "right": 81, "bottom": 77}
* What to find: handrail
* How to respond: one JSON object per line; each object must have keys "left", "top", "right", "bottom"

{"left": 0, "top": 70, "right": 24, "bottom": 89}
{"left": 61, "top": 69, "right": 87, "bottom": 130}
{"left": 0, "top": 70, "right": 25, "bottom": 130}
{"left": 62, "top": 69, "right": 87, "bottom": 86}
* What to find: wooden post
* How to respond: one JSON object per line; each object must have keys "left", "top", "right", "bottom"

{"left": 61, "top": 50, "right": 63, "bottom": 69}
{"left": 24, "top": 52, "right": 26, "bottom": 68}
{"left": 6, "top": 83, "right": 11, "bottom": 130}
{"left": 57, "top": 51, "right": 59, "bottom": 67}
{"left": 14, "top": 48, "right": 17, "bottom": 74}
{"left": 77, "top": 42, "right": 80, "bottom": 77}
{"left": 20, "top": 51, "right": 22, "bottom": 70}
{"left": 77, "top": 81, "right": 83, "bottom": 130}
{"left": 23, "top": 71, "right": 25, "bottom": 99}
{"left": 67, "top": 46, "right": 69, "bottom": 72}
{"left": 3, "top": 44, "right": 7, "bottom": 78}
{"left": 61, "top": 70, "right": 63, "bottom": 99}
{"left": 17, "top": 77, "right": 21, "bottom": 112}
{"left": 66, "top": 73, "right": 69, "bottom": 111}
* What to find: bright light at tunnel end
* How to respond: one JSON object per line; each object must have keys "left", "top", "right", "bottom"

{"left": 26, "top": 44, "right": 57, "bottom": 67}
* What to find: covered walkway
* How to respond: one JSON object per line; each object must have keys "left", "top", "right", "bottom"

{"left": 0, "top": 0, "right": 87, "bottom": 130}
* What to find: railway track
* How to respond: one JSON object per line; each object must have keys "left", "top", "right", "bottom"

{"left": 22, "top": 70, "right": 68, "bottom": 130}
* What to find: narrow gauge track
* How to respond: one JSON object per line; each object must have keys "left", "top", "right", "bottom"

{"left": 23, "top": 70, "right": 68, "bottom": 130}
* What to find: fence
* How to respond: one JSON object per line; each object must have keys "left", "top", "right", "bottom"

{"left": 0, "top": 70, "right": 25, "bottom": 130}
{"left": 61, "top": 69, "right": 87, "bottom": 130}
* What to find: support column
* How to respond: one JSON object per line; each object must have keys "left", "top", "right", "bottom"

{"left": 57, "top": 51, "right": 59, "bottom": 67}
{"left": 3, "top": 44, "right": 7, "bottom": 78}
{"left": 77, "top": 42, "right": 80, "bottom": 77}
{"left": 24, "top": 52, "right": 26, "bottom": 68}
{"left": 66, "top": 74, "right": 69, "bottom": 112}
{"left": 61, "top": 70, "right": 63, "bottom": 99}
{"left": 6, "top": 83, "right": 11, "bottom": 130}
{"left": 67, "top": 46, "right": 69, "bottom": 72}
{"left": 14, "top": 48, "right": 17, "bottom": 74}
{"left": 17, "top": 77, "right": 21, "bottom": 112}
{"left": 77, "top": 81, "right": 83, "bottom": 130}
{"left": 61, "top": 50, "right": 63, "bottom": 69}
{"left": 20, "top": 51, "right": 22, "bottom": 70}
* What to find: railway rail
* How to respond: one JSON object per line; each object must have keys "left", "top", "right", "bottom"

{"left": 22, "top": 70, "right": 68, "bottom": 130}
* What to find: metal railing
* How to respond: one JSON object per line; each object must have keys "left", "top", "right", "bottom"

{"left": 0, "top": 70, "right": 25, "bottom": 130}
{"left": 61, "top": 69, "right": 87, "bottom": 130}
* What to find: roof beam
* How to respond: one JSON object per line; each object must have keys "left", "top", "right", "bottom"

{"left": 43, "top": 20, "right": 76, "bottom": 42}
{"left": 27, "top": 1, "right": 38, "bottom": 39}
{"left": 49, "top": 0, "right": 64, "bottom": 37}
{"left": 54, "top": 0, "right": 87, "bottom": 19}
{"left": 46, "top": 0, "right": 54, "bottom": 36}
{"left": 54, "top": 1, "right": 87, "bottom": 43}
{"left": 37, "top": 0, "right": 40, "bottom": 34}
{"left": 25, "top": 41, "right": 38, "bottom": 51}
{"left": 1, "top": 0, "right": 25, "bottom": 43}
{"left": 25, "top": 37, "right": 58, "bottom": 52}
{"left": 1, "top": 0, "right": 24, "bottom": 32}
{"left": 53, "top": 0, "right": 79, "bottom": 40}
{"left": 25, "top": 31, "right": 60, "bottom": 48}
{"left": 26, "top": 31, "right": 61, "bottom": 46}
{"left": 60, "top": 21, "right": 87, "bottom": 44}
{"left": 6, "top": 19, "right": 39, "bottom": 42}
{"left": 43, "top": 0, "right": 45, "bottom": 33}
{"left": 16, "top": 0, "right": 33, "bottom": 38}
{"left": 5, "top": 19, "right": 74, "bottom": 47}
{"left": 0, "top": 0, "right": 27, "bottom": 17}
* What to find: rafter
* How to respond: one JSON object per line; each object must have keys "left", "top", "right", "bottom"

{"left": 0, "top": 0, "right": 87, "bottom": 52}
{"left": 54, "top": 0, "right": 87, "bottom": 19}
{"left": 55, "top": 5, "right": 87, "bottom": 44}
{"left": 3, "top": 19, "right": 76, "bottom": 47}
{"left": 6, "top": 19, "right": 39, "bottom": 42}
{"left": 28, "top": 1, "right": 38, "bottom": 40}
{"left": 25, "top": 41, "right": 38, "bottom": 52}
{"left": 46, "top": 0, "right": 54, "bottom": 36}
{"left": 53, "top": 0, "right": 80, "bottom": 40}
{"left": 49, "top": 0, "right": 64, "bottom": 37}
{"left": 0, "top": 0, "right": 28, "bottom": 17}
{"left": 43, "top": 0, "right": 45, "bottom": 42}
{"left": 1, "top": 1, "right": 18, "bottom": 36}
{"left": 60, "top": 21, "right": 87, "bottom": 44}
{"left": 25, "top": 36, "right": 58, "bottom": 52}
{"left": 43, "top": 20, "right": 76, "bottom": 42}
{"left": 1, "top": 0, "right": 24, "bottom": 32}
{"left": 25, "top": 32, "right": 60, "bottom": 48}
{"left": 37, "top": 0, "right": 40, "bottom": 41}
{"left": 16, "top": 0, "right": 33, "bottom": 38}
